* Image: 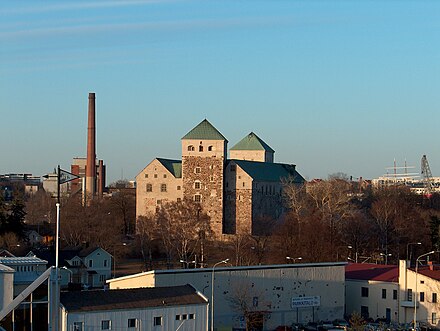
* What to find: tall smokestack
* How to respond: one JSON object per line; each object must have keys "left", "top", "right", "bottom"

{"left": 86, "top": 92, "right": 96, "bottom": 198}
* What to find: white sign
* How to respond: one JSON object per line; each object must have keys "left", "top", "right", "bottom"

{"left": 291, "top": 296, "right": 321, "bottom": 308}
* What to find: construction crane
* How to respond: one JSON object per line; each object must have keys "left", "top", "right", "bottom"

{"left": 421, "top": 154, "right": 434, "bottom": 197}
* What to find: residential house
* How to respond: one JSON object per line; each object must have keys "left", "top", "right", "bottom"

{"left": 345, "top": 263, "right": 399, "bottom": 323}
{"left": 34, "top": 247, "right": 112, "bottom": 288}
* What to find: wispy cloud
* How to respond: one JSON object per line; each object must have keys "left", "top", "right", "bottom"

{"left": 1, "top": 16, "right": 297, "bottom": 41}
{"left": 0, "top": 0, "right": 179, "bottom": 15}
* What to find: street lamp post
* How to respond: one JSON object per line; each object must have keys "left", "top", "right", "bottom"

{"left": 380, "top": 253, "right": 392, "bottom": 265}
{"left": 112, "top": 243, "right": 127, "bottom": 278}
{"left": 348, "top": 245, "right": 358, "bottom": 263}
{"left": 407, "top": 242, "right": 422, "bottom": 265}
{"left": 211, "top": 259, "right": 229, "bottom": 331}
{"left": 286, "top": 256, "right": 302, "bottom": 264}
{"left": 414, "top": 250, "right": 435, "bottom": 330}
{"left": 180, "top": 259, "right": 196, "bottom": 269}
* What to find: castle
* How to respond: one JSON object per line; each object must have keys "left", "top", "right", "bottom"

{"left": 136, "top": 119, "right": 305, "bottom": 237}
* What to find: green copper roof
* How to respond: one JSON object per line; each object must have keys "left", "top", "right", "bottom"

{"left": 182, "top": 119, "right": 228, "bottom": 141}
{"left": 230, "top": 132, "right": 274, "bottom": 153}
{"left": 157, "top": 158, "right": 182, "bottom": 178}
{"left": 231, "top": 160, "right": 305, "bottom": 183}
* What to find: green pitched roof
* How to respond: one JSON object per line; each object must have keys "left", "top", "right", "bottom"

{"left": 231, "top": 159, "right": 305, "bottom": 183}
{"left": 157, "top": 158, "right": 182, "bottom": 178}
{"left": 182, "top": 119, "right": 228, "bottom": 141}
{"left": 230, "top": 132, "right": 274, "bottom": 153}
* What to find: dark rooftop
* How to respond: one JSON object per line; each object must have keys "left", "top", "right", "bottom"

{"left": 60, "top": 284, "right": 207, "bottom": 312}
{"left": 345, "top": 263, "right": 398, "bottom": 282}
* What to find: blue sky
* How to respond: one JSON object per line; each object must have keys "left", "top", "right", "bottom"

{"left": 1, "top": 0, "right": 440, "bottom": 183}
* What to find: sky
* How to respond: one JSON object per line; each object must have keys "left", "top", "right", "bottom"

{"left": 1, "top": 0, "right": 440, "bottom": 183}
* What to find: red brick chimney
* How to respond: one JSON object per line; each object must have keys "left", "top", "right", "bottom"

{"left": 86, "top": 93, "right": 96, "bottom": 199}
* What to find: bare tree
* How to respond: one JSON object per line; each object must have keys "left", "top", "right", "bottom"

{"left": 227, "top": 281, "right": 271, "bottom": 330}
{"left": 156, "top": 199, "right": 211, "bottom": 267}
{"left": 307, "top": 178, "right": 354, "bottom": 257}
{"left": 136, "top": 214, "right": 156, "bottom": 270}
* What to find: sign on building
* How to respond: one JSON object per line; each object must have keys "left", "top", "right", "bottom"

{"left": 291, "top": 296, "right": 321, "bottom": 308}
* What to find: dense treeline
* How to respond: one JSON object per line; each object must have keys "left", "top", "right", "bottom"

{"left": 3, "top": 176, "right": 440, "bottom": 270}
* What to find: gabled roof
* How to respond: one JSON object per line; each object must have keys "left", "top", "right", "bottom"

{"left": 182, "top": 119, "right": 228, "bottom": 141}
{"left": 157, "top": 158, "right": 182, "bottom": 178}
{"left": 60, "top": 284, "right": 207, "bottom": 312}
{"left": 230, "top": 132, "right": 274, "bottom": 152}
{"left": 230, "top": 160, "right": 305, "bottom": 183}
{"left": 345, "top": 263, "right": 398, "bottom": 283}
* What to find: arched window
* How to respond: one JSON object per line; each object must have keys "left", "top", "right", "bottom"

{"left": 188, "top": 145, "right": 194, "bottom": 151}
{"left": 194, "top": 181, "right": 201, "bottom": 189}
{"left": 208, "top": 146, "right": 213, "bottom": 151}
{"left": 199, "top": 145, "right": 203, "bottom": 152}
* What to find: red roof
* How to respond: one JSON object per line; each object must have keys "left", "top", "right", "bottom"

{"left": 345, "top": 263, "right": 399, "bottom": 282}
{"left": 412, "top": 266, "right": 440, "bottom": 281}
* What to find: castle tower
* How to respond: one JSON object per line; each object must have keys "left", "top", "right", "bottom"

{"left": 181, "top": 119, "right": 227, "bottom": 237}
{"left": 230, "top": 132, "right": 274, "bottom": 163}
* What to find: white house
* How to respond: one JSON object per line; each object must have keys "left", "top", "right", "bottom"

{"left": 34, "top": 246, "right": 112, "bottom": 288}
{"left": 345, "top": 263, "right": 399, "bottom": 323}
{"left": 108, "top": 262, "right": 346, "bottom": 330}
{"left": 60, "top": 284, "right": 208, "bottom": 331}
{"left": 399, "top": 259, "right": 440, "bottom": 328}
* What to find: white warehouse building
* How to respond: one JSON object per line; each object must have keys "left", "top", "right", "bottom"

{"left": 108, "top": 262, "right": 346, "bottom": 330}
{"left": 60, "top": 284, "right": 208, "bottom": 331}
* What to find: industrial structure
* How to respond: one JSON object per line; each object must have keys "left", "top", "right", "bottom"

{"left": 69, "top": 93, "right": 106, "bottom": 201}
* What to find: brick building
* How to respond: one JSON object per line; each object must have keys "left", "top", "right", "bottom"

{"left": 136, "top": 119, "right": 305, "bottom": 237}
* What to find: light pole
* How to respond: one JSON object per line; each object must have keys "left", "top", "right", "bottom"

{"left": 407, "top": 242, "right": 422, "bottom": 265}
{"left": 286, "top": 256, "right": 302, "bottom": 263}
{"left": 380, "top": 253, "right": 392, "bottom": 265}
{"left": 211, "top": 259, "right": 229, "bottom": 331}
{"left": 348, "top": 245, "right": 358, "bottom": 263}
{"left": 112, "top": 243, "right": 127, "bottom": 278}
{"left": 414, "top": 250, "right": 435, "bottom": 330}
{"left": 180, "top": 259, "right": 196, "bottom": 269}
{"left": 336, "top": 245, "right": 351, "bottom": 261}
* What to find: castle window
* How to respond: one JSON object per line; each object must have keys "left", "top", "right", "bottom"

{"left": 144, "top": 174, "right": 148, "bottom": 178}
{"left": 243, "top": 182, "right": 245, "bottom": 187}
{"left": 177, "top": 185, "right": 181, "bottom": 190}
{"left": 230, "top": 165, "right": 236, "bottom": 172}
{"left": 199, "top": 145, "right": 204, "bottom": 152}
{"left": 195, "top": 167, "right": 201, "bottom": 174}
{"left": 154, "top": 174, "right": 158, "bottom": 178}
{"left": 208, "top": 146, "right": 213, "bottom": 151}
{"left": 146, "top": 184, "right": 152, "bottom": 192}
{"left": 194, "top": 194, "right": 201, "bottom": 202}
{"left": 163, "top": 174, "right": 167, "bottom": 178}
{"left": 194, "top": 181, "right": 201, "bottom": 189}
{"left": 210, "top": 176, "right": 214, "bottom": 182}
{"left": 161, "top": 184, "right": 167, "bottom": 192}
{"left": 188, "top": 145, "right": 194, "bottom": 151}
